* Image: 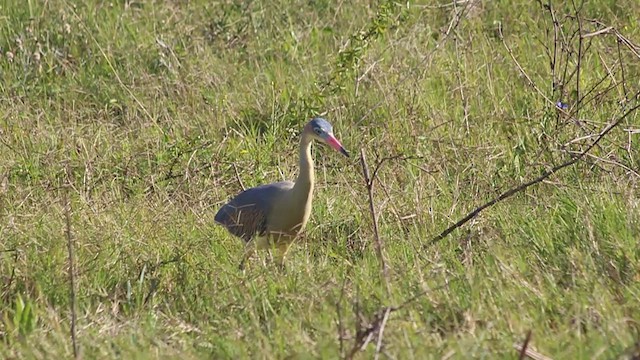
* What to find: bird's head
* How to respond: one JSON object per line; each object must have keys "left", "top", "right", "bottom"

{"left": 304, "top": 117, "right": 350, "bottom": 157}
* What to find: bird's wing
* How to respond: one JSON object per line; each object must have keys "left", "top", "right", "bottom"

{"left": 215, "top": 181, "right": 293, "bottom": 242}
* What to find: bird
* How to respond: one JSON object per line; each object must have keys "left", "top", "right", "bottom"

{"left": 215, "top": 117, "right": 349, "bottom": 270}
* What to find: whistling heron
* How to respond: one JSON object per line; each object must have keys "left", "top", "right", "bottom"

{"left": 215, "top": 117, "right": 349, "bottom": 269}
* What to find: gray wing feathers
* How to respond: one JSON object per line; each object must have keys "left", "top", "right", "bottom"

{"left": 215, "top": 181, "right": 293, "bottom": 242}
{"left": 215, "top": 202, "right": 267, "bottom": 241}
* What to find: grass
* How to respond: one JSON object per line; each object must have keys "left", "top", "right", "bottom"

{"left": 1, "top": 0, "right": 640, "bottom": 358}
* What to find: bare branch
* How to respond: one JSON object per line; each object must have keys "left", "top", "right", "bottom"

{"left": 582, "top": 26, "right": 613, "bottom": 38}
{"left": 374, "top": 307, "right": 391, "bottom": 360}
{"left": 518, "top": 330, "right": 533, "bottom": 360}
{"left": 514, "top": 331, "right": 553, "bottom": 360}
{"left": 572, "top": 0, "right": 584, "bottom": 117}
{"left": 359, "top": 149, "right": 390, "bottom": 294}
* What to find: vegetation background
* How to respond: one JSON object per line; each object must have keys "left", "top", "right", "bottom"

{"left": 1, "top": 0, "right": 640, "bottom": 358}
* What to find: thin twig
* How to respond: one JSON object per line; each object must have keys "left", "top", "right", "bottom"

{"left": 565, "top": 150, "right": 640, "bottom": 178}
{"left": 374, "top": 307, "right": 391, "bottom": 360}
{"left": 64, "top": 164, "right": 79, "bottom": 359}
{"left": 514, "top": 332, "right": 553, "bottom": 360}
{"left": 534, "top": 0, "right": 561, "bottom": 95}
{"left": 427, "top": 100, "right": 640, "bottom": 246}
{"left": 518, "top": 330, "right": 533, "bottom": 360}
{"left": 394, "top": 275, "right": 461, "bottom": 311}
{"left": 582, "top": 26, "right": 613, "bottom": 38}
{"left": 617, "top": 35, "right": 629, "bottom": 99}
{"left": 572, "top": 0, "right": 584, "bottom": 118}
{"left": 548, "top": 1, "right": 560, "bottom": 94}
{"left": 579, "top": 17, "right": 640, "bottom": 60}
{"left": 370, "top": 154, "right": 410, "bottom": 183}
{"left": 344, "top": 276, "right": 461, "bottom": 359}
{"left": 359, "top": 149, "right": 390, "bottom": 294}
{"left": 346, "top": 305, "right": 391, "bottom": 360}
{"left": 413, "top": 0, "right": 474, "bottom": 9}
{"left": 232, "top": 163, "right": 246, "bottom": 191}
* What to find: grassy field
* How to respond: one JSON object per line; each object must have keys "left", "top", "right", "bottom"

{"left": 2, "top": 0, "right": 640, "bottom": 358}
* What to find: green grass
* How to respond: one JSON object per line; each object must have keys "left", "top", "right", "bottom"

{"left": 2, "top": 0, "right": 640, "bottom": 358}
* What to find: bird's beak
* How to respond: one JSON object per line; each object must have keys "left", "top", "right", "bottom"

{"left": 325, "top": 134, "right": 350, "bottom": 157}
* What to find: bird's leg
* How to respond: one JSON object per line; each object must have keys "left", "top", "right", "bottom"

{"left": 276, "top": 262, "right": 287, "bottom": 273}
{"left": 239, "top": 240, "right": 256, "bottom": 270}
{"left": 274, "top": 242, "right": 291, "bottom": 272}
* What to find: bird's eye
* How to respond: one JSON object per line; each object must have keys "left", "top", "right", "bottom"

{"left": 313, "top": 127, "right": 323, "bottom": 135}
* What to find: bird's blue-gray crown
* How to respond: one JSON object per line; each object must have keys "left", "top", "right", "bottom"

{"left": 309, "top": 117, "right": 333, "bottom": 134}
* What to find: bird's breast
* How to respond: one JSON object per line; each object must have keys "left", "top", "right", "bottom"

{"left": 267, "top": 192, "right": 313, "bottom": 236}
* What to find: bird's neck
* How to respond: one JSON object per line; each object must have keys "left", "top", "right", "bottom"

{"left": 293, "top": 134, "right": 314, "bottom": 197}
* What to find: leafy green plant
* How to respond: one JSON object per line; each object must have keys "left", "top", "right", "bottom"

{"left": 3, "top": 295, "right": 38, "bottom": 340}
